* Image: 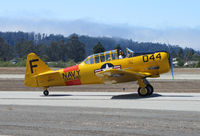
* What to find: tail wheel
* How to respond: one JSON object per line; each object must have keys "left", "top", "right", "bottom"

{"left": 43, "top": 90, "right": 49, "bottom": 96}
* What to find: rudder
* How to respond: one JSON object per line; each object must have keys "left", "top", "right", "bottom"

{"left": 24, "top": 53, "right": 52, "bottom": 87}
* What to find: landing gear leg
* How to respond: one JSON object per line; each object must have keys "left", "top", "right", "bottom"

{"left": 43, "top": 87, "right": 49, "bottom": 96}
{"left": 137, "top": 78, "right": 154, "bottom": 97}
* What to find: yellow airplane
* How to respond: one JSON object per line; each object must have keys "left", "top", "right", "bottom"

{"left": 24, "top": 48, "right": 174, "bottom": 96}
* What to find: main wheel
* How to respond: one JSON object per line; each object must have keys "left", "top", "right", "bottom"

{"left": 138, "top": 87, "right": 149, "bottom": 97}
{"left": 43, "top": 90, "right": 49, "bottom": 96}
{"left": 146, "top": 84, "right": 154, "bottom": 96}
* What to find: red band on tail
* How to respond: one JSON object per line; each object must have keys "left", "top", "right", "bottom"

{"left": 63, "top": 65, "right": 81, "bottom": 86}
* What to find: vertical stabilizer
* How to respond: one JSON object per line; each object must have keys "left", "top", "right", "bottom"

{"left": 24, "top": 53, "right": 52, "bottom": 87}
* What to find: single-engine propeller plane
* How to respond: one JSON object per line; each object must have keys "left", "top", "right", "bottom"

{"left": 24, "top": 48, "right": 174, "bottom": 96}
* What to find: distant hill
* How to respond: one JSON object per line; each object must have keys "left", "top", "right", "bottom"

{"left": 0, "top": 31, "right": 197, "bottom": 56}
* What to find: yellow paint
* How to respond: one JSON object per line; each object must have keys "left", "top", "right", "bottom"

{"left": 137, "top": 79, "right": 146, "bottom": 88}
{"left": 24, "top": 49, "right": 170, "bottom": 90}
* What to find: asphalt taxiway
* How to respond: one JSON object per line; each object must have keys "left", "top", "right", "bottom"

{"left": 0, "top": 91, "right": 200, "bottom": 136}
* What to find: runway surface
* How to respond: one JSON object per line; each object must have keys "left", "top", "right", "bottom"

{"left": 0, "top": 91, "right": 200, "bottom": 112}
{"left": 0, "top": 91, "right": 200, "bottom": 136}
{"left": 0, "top": 105, "right": 200, "bottom": 136}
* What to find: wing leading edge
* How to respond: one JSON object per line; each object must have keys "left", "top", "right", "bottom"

{"left": 95, "top": 69, "right": 152, "bottom": 84}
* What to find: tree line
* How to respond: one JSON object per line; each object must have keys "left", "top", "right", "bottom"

{"left": 0, "top": 35, "right": 85, "bottom": 63}
{"left": 0, "top": 31, "right": 200, "bottom": 67}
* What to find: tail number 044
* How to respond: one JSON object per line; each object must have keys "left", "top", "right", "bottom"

{"left": 143, "top": 53, "right": 161, "bottom": 62}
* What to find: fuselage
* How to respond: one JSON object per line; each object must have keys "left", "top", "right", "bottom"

{"left": 24, "top": 50, "right": 171, "bottom": 96}
{"left": 52, "top": 51, "right": 170, "bottom": 87}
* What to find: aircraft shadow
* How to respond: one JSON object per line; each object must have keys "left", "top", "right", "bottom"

{"left": 111, "top": 93, "right": 162, "bottom": 99}
{"left": 41, "top": 94, "right": 72, "bottom": 97}
{"left": 161, "top": 95, "right": 194, "bottom": 97}
{"left": 41, "top": 93, "right": 194, "bottom": 98}
{"left": 41, "top": 94, "right": 114, "bottom": 97}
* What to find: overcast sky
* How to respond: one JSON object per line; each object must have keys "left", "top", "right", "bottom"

{"left": 0, "top": 0, "right": 200, "bottom": 50}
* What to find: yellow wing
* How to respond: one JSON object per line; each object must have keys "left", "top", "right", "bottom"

{"left": 95, "top": 69, "right": 152, "bottom": 84}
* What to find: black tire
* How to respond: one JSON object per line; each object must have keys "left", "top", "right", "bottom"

{"left": 146, "top": 84, "right": 154, "bottom": 96}
{"left": 138, "top": 87, "right": 149, "bottom": 97}
{"left": 43, "top": 90, "right": 49, "bottom": 96}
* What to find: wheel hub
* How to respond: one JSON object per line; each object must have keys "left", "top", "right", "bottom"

{"left": 140, "top": 88, "right": 148, "bottom": 95}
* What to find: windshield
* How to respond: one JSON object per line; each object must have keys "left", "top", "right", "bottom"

{"left": 126, "top": 48, "right": 134, "bottom": 58}
{"left": 83, "top": 50, "right": 117, "bottom": 64}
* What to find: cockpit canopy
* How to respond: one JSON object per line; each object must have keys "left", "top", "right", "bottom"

{"left": 83, "top": 48, "right": 134, "bottom": 64}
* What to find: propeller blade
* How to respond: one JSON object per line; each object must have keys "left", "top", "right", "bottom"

{"left": 167, "top": 45, "right": 175, "bottom": 80}
{"left": 170, "top": 56, "right": 174, "bottom": 80}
